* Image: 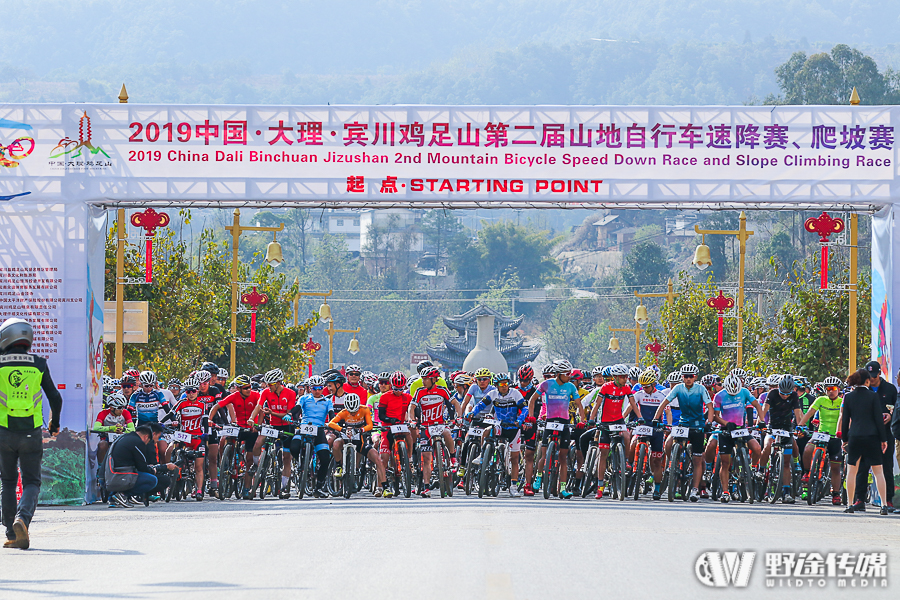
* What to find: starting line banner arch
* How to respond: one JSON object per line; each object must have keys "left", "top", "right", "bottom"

{"left": 0, "top": 102, "right": 898, "bottom": 503}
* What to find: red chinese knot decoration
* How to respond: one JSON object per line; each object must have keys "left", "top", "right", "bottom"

{"left": 803, "top": 211, "right": 844, "bottom": 290}
{"left": 302, "top": 339, "right": 322, "bottom": 376}
{"left": 706, "top": 290, "right": 735, "bottom": 347}
{"left": 240, "top": 286, "right": 269, "bottom": 343}
{"left": 645, "top": 339, "right": 665, "bottom": 362}
{"left": 130, "top": 208, "right": 170, "bottom": 283}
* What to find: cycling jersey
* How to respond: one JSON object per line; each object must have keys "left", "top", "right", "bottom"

{"left": 329, "top": 392, "right": 348, "bottom": 413}
{"left": 258, "top": 387, "right": 297, "bottom": 427}
{"left": 216, "top": 390, "right": 260, "bottom": 428}
{"left": 666, "top": 383, "right": 711, "bottom": 428}
{"left": 537, "top": 379, "right": 579, "bottom": 420}
{"left": 633, "top": 388, "right": 667, "bottom": 422}
{"left": 343, "top": 383, "right": 369, "bottom": 405}
{"left": 570, "top": 388, "right": 589, "bottom": 423}
{"left": 409, "top": 376, "right": 448, "bottom": 398}
{"left": 472, "top": 387, "right": 527, "bottom": 428}
{"left": 465, "top": 383, "right": 496, "bottom": 415}
{"left": 378, "top": 390, "right": 412, "bottom": 423}
{"left": 713, "top": 388, "right": 755, "bottom": 426}
{"left": 197, "top": 385, "right": 226, "bottom": 425}
{"left": 294, "top": 394, "right": 334, "bottom": 427}
{"left": 174, "top": 398, "right": 208, "bottom": 437}
{"left": 327, "top": 406, "right": 374, "bottom": 432}
{"left": 93, "top": 408, "right": 135, "bottom": 433}
{"left": 128, "top": 389, "right": 173, "bottom": 425}
{"left": 764, "top": 391, "right": 800, "bottom": 430}
{"left": 596, "top": 382, "right": 634, "bottom": 423}
{"left": 414, "top": 385, "right": 451, "bottom": 427}
{"left": 367, "top": 392, "right": 383, "bottom": 426}
{"left": 809, "top": 395, "right": 842, "bottom": 435}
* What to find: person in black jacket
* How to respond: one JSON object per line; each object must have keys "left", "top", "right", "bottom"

{"left": 108, "top": 424, "right": 176, "bottom": 507}
{"left": 841, "top": 369, "right": 889, "bottom": 514}
{"left": 858, "top": 361, "right": 898, "bottom": 510}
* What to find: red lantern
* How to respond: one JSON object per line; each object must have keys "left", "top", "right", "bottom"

{"left": 803, "top": 211, "right": 845, "bottom": 290}
{"left": 644, "top": 338, "right": 665, "bottom": 362}
{"left": 130, "top": 208, "right": 170, "bottom": 283}
{"left": 706, "top": 290, "right": 735, "bottom": 347}
{"left": 240, "top": 286, "right": 269, "bottom": 343}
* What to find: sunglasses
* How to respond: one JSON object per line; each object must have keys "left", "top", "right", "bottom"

{"left": 239, "top": 385, "right": 251, "bottom": 391}
{"left": 122, "top": 384, "right": 135, "bottom": 388}
{"left": 476, "top": 377, "right": 491, "bottom": 382}
{"left": 311, "top": 386, "right": 324, "bottom": 391}
{"left": 683, "top": 374, "right": 696, "bottom": 379}
{"left": 826, "top": 386, "right": 840, "bottom": 391}
{"left": 185, "top": 389, "right": 199, "bottom": 394}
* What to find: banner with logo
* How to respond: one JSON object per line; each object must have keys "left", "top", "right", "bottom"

{"left": 0, "top": 104, "right": 898, "bottom": 208}
{"left": 0, "top": 201, "right": 90, "bottom": 504}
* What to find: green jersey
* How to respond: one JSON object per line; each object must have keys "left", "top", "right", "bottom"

{"left": 809, "top": 395, "right": 842, "bottom": 435}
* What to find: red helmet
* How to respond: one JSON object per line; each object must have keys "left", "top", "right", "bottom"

{"left": 517, "top": 364, "right": 534, "bottom": 383}
{"left": 571, "top": 369, "right": 585, "bottom": 382}
{"left": 420, "top": 366, "right": 441, "bottom": 379}
{"left": 125, "top": 369, "right": 140, "bottom": 378}
{"left": 390, "top": 371, "right": 408, "bottom": 390}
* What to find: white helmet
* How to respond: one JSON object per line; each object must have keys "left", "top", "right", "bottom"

{"left": 723, "top": 373, "right": 742, "bottom": 396}
{"left": 139, "top": 371, "right": 157, "bottom": 386}
{"left": 680, "top": 363, "right": 699, "bottom": 376}
{"left": 610, "top": 364, "right": 629, "bottom": 377}
{"left": 264, "top": 368, "right": 285, "bottom": 384}
{"left": 307, "top": 375, "right": 325, "bottom": 387}
{"left": 766, "top": 374, "right": 782, "bottom": 387}
{"left": 552, "top": 359, "right": 573, "bottom": 375}
{"left": 106, "top": 393, "right": 127, "bottom": 409}
{"left": 344, "top": 393, "right": 360, "bottom": 412}
{"left": 218, "top": 368, "right": 229, "bottom": 380}
{"left": 196, "top": 370, "right": 212, "bottom": 383}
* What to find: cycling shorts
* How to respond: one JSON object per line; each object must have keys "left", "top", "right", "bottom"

{"left": 184, "top": 438, "right": 206, "bottom": 454}
{"left": 499, "top": 427, "right": 521, "bottom": 452}
{"left": 716, "top": 431, "right": 735, "bottom": 455}
{"left": 273, "top": 425, "right": 294, "bottom": 452}
{"left": 816, "top": 437, "right": 842, "bottom": 462}
{"left": 293, "top": 425, "right": 329, "bottom": 452}
{"left": 633, "top": 427, "right": 664, "bottom": 453}
{"left": 206, "top": 429, "right": 220, "bottom": 446}
{"left": 521, "top": 423, "right": 538, "bottom": 451}
{"left": 541, "top": 418, "right": 572, "bottom": 447}
{"left": 597, "top": 419, "right": 626, "bottom": 449}
{"left": 237, "top": 428, "right": 259, "bottom": 454}
{"left": 671, "top": 428, "right": 706, "bottom": 455}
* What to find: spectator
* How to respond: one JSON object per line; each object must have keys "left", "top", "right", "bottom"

{"left": 842, "top": 369, "right": 889, "bottom": 514}
{"left": 105, "top": 423, "right": 177, "bottom": 508}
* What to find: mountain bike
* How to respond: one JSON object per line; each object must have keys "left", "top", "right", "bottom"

{"left": 765, "top": 427, "right": 796, "bottom": 503}
{"left": 424, "top": 423, "right": 454, "bottom": 498}
{"left": 598, "top": 423, "right": 628, "bottom": 501}
{"left": 462, "top": 421, "right": 485, "bottom": 496}
{"left": 629, "top": 423, "right": 657, "bottom": 501}
{"left": 165, "top": 430, "right": 203, "bottom": 502}
{"left": 478, "top": 418, "right": 512, "bottom": 498}
{"left": 386, "top": 422, "right": 413, "bottom": 498}
{"left": 806, "top": 430, "right": 839, "bottom": 505}
{"left": 251, "top": 425, "right": 289, "bottom": 499}
{"left": 667, "top": 426, "right": 701, "bottom": 502}
{"left": 541, "top": 419, "right": 571, "bottom": 500}
{"left": 216, "top": 425, "right": 249, "bottom": 500}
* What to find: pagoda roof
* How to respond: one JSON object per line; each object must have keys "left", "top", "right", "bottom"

{"left": 442, "top": 304, "right": 524, "bottom": 334}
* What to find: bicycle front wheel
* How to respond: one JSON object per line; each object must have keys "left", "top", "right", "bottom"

{"left": 543, "top": 441, "right": 557, "bottom": 500}
{"left": 667, "top": 444, "right": 682, "bottom": 502}
{"left": 634, "top": 444, "right": 647, "bottom": 501}
{"left": 343, "top": 445, "right": 356, "bottom": 499}
{"left": 611, "top": 443, "right": 626, "bottom": 501}
{"left": 399, "top": 442, "right": 412, "bottom": 498}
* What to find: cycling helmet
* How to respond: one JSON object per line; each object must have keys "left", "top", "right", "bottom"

{"left": 234, "top": 374, "right": 252, "bottom": 387}
{"left": 125, "top": 369, "right": 140, "bottom": 379}
{"left": 700, "top": 374, "right": 717, "bottom": 388}
{"left": 264, "top": 368, "right": 285, "bottom": 384}
{"left": 416, "top": 359, "right": 434, "bottom": 374}
{"left": 377, "top": 371, "right": 392, "bottom": 382}
{"left": 751, "top": 376, "right": 767, "bottom": 389}
{"left": 729, "top": 368, "right": 747, "bottom": 380}
{"left": 813, "top": 382, "right": 826, "bottom": 396}
{"left": 553, "top": 359, "right": 573, "bottom": 375}
{"left": 473, "top": 367, "right": 492, "bottom": 379}
{"left": 323, "top": 371, "right": 346, "bottom": 386}
{"left": 601, "top": 366, "right": 613, "bottom": 378}
{"left": 420, "top": 366, "right": 441, "bottom": 380}
{"left": 167, "top": 378, "right": 182, "bottom": 388}
{"left": 390, "top": 371, "right": 408, "bottom": 390}
{"left": 609, "top": 364, "right": 628, "bottom": 377}
{"left": 344, "top": 393, "right": 360, "bottom": 412}
{"left": 139, "top": 371, "right": 157, "bottom": 386}
{"left": 628, "top": 366, "right": 642, "bottom": 380}
{"left": 766, "top": 374, "right": 782, "bottom": 387}
{"left": 680, "top": 363, "right": 699, "bottom": 375}
{"left": 345, "top": 364, "right": 362, "bottom": 375}
{"left": 570, "top": 369, "right": 585, "bottom": 382}
{"left": 119, "top": 375, "right": 136, "bottom": 388}
{"left": 777, "top": 374, "right": 794, "bottom": 395}
{"left": 102, "top": 383, "right": 115, "bottom": 396}
{"left": 542, "top": 364, "right": 555, "bottom": 378}
{"left": 362, "top": 371, "right": 378, "bottom": 388}
{"left": 823, "top": 375, "right": 843, "bottom": 387}
{"left": 453, "top": 373, "right": 472, "bottom": 386}
{"left": 492, "top": 372, "right": 512, "bottom": 385}
{"left": 106, "top": 393, "right": 127, "bottom": 409}
{"left": 591, "top": 365, "right": 604, "bottom": 377}
{"left": 251, "top": 373, "right": 264, "bottom": 383}
{"left": 517, "top": 364, "right": 534, "bottom": 383}
{"left": 201, "top": 362, "right": 219, "bottom": 375}
{"left": 723, "top": 373, "right": 742, "bottom": 396}
{"left": 183, "top": 377, "right": 199, "bottom": 392}
{"left": 666, "top": 371, "right": 682, "bottom": 385}
{"left": 308, "top": 375, "right": 325, "bottom": 387}
{"left": 102, "top": 375, "right": 112, "bottom": 386}
{"left": 216, "top": 368, "right": 227, "bottom": 380}
{"left": 196, "top": 370, "right": 212, "bottom": 383}
{"left": 638, "top": 368, "right": 657, "bottom": 387}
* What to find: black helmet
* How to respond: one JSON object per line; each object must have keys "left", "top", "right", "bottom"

{"left": 251, "top": 373, "right": 264, "bottom": 383}
{"left": 778, "top": 374, "right": 795, "bottom": 395}
{"left": 416, "top": 359, "right": 434, "bottom": 374}
{"left": 201, "top": 361, "right": 219, "bottom": 375}
{"left": 0, "top": 318, "right": 33, "bottom": 352}
{"left": 323, "top": 371, "right": 346, "bottom": 386}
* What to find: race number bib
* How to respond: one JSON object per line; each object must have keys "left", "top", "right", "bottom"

{"left": 390, "top": 423, "right": 410, "bottom": 434}
{"left": 730, "top": 428, "right": 749, "bottom": 438}
{"left": 108, "top": 432, "right": 121, "bottom": 442}
{"left": 771, "top": 429, "right": 791, "bottom": 438}
{"left": 672, "top": 426, "right": 690, "bottom": 438}
{"left": 482, "top": 418, "right": 500, "bottom": 427}
{"left": 172, "top": 431, "right": 192, "bottom": 443}
{"left": 632, "top": 425, "right": 653, "bottom": 436}
{"left": 261, "top": 426, "right": 279, "bottom": 438}
{"left": 467, "top": 427, "right": 484, "bottom": 437}
{"left": 428, "top": 424, "right": 445, "bottom": 436}
{"left": 298, "top": 424, "right": 317, "bottom": 436}
{"left": 161, "top": 434, "right": 174, "bottom": 443}
{"left": 810, "top": 431, "right": 830, "bottom": 443}
{"left": 221, "top": 426, "right": 240, "bottom": 438}
{"left": 545, "top": 421, "right": 565, "bottom": 432}
{"left": 607, "top": 423, "right": 627, "bottom": 432}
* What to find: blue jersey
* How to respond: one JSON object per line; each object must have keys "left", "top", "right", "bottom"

{"left": 294, "top": 394, "right": 333, "bottom": 427}
{"left": 666, "top": 383, "right": 711, "bottom": 428}
{"left": 465, "top": 383, "right": 497, "bottom": 415}
{"left": 128, "top": 390, "right": 172, "bottom": 425}
{"left": 472, "top": 388, "right": 528, "bottom": 428}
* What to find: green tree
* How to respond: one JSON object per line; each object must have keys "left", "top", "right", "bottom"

{"left": 420, "top": 209, "right": 467, "bottom": 270}
{"left": 771, "top": 44, "right": 892, "bottom": 105}
{"left": 622, "top": 241, "right": 671, "bottom": 287}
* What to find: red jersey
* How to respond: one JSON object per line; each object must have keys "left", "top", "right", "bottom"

{"left": 216, "top": 390, "right": 260, "bottom": 428}
{"left": 258, "top": 387, "right": 297, "bottom": 427}
{"left": 174, "top": 398, "right": 207, "bottom": 436}
{"left": 414, "top": 386, "right": 450, "bottom": 427}
{"left": 95, "top": 408, "right": 133, "bottom": 429}
{"left": 598, "top": 381, "right": 633, "bottom": 423}
{"left": 379, "top": 390, "right": 412, "bottom": 422}
{"left": 343, "top": 383, "right": 369, "bottom": 405}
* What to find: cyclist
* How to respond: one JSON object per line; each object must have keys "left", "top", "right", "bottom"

{"left": 652, "top": 363, "right": 714, "bottom": 502}
{"left": 195, "top": 369, "right": 225, "bottom": 496}
{"left": 628, "top": 366, "right": 642, "bottom": 391}
{"left": 290, "top": 375, "right": 335, "bottom": 498}
{"left": 409, "top": 359, "right": 448, "bottom": 398}
{"left": 210, "top": 374, "right": 261, "bottom": 497}
{"left": 758, "top": 374, "right": 804, "bottom": 504}
{"left": 798, "top": 375, "right": 844, "bottom": 505}
{"left": 536, "top": 359, "right": 580, "bottom": 498}
{"left": 588, "top": 364, "right": 639, "bottom": 499}
{"left": 327, "top": 392, "right": 388, "bottom": 497}
{"left": 411, "top": 366, "right": 460, "bottom": 497}
{"left": 378, "top": 371, "right": 413, "bottom": 494}
{"left": 529, "top": 363, "right": 556, "bottom": 493}
{"left": 93, "top": 393, "right": 135, "bottom": 479}
{"left": 249, "top": 368, "right": 297, "bottom": 499}
{"left": 170, "top": 376, "right": 209, "bottom": 500}
{"left": 515, "top": 365, "right": 539, "bottom": 496}
{"left": 128, "top": 371, "right": 175, "bottom": 464}
{"left": 460, "top": 368, "right": 496, "bottom": 415}
{"left": 630, "top": 368, "right": 670, "bottom": 500}
{"left": 468, "top": 372, "right": 528, "bottom": 496}
{"left": 710, "top": 373, "right": 764, "bottom": 503}
{"left": 343, "top": 364, "right": 369, "bottom": 406}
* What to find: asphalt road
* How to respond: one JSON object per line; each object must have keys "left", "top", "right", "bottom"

{"left": 2, "top": 494, "right": 897, "bottom": 599}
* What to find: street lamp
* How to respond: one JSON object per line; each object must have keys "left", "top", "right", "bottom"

{"left": 635, "top": 278, "right": 680, "bottom": 350}
{"left": 608, "top": 336, "right": 620, "bottom": 353}
{"left": 348, "top": 335, "right": 360, "bottom": 355}
{"left": 610, "top": 320, "right": 644, "bottom": 365}
{"left": 318, "top": 299, "right": 333, "bottom": 324}
{"left": 694, "top": 211, "right": 754, "bottom": 367}
{"left": 265, "top": 232, "right": 284, "bottom": 268}
{"left": 634, "top": 299, "right": 649, "bottom": 325}
{"left": 291, "top": 280, "right": 333, "bottom": 328}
